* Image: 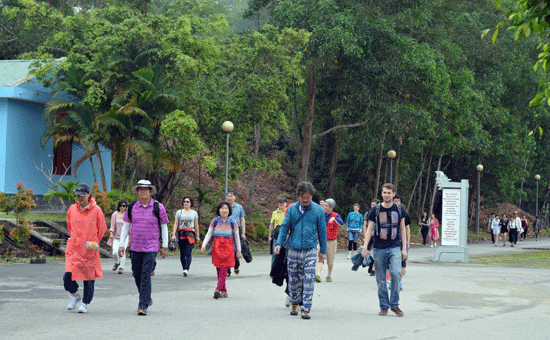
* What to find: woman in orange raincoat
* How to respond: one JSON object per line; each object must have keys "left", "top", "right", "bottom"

{"left": 63, "top": 183, "right": 107, "bottom": 313}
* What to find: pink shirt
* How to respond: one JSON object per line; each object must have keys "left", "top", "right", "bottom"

{"left": 110, "top": 211, "right": 124, "bottom": 239}
{"left": 123, "top": 198, "right": 169, "bottom": 252}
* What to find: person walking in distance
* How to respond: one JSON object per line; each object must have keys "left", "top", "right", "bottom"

{"left": 226, "top": 191, "right": 246, "bottom": 275}
{"left": 533, "top": 216, "right": 541, "bottom": 241}
{"left": 419, "top": 212, "right": 429, "bottom": 246}
{"left": 118, "top": 180, "right": 170, "bottom": 316}
{"left": 64, "top": 183, "right": 108, "bottom": 314}
{"left": 315, "top": 198, "right": 343, "bottom": 283}
{"left": 509, "top": 211, "right": 521, "bottom": 247}
{"left": 500, "top": 214, "right": 509, "bottom": 246}
{"left": 488, "top": 213, "right": 495, "bottom": 244}
{"left": 491, "top": 215, "right": 501, "bottom": 246}
{"left": 361, "top": 183, "right": 407, "bottom": 317}
{"left": 274, "top": 182, "right": 327, "bottom": 320}
{"left": 171, "top": 196, "right": 200, "bottom": 277}
{"left": 109, "top": 199, "right": 129, "bottom": 274}
{"left": 346, "top": 203, "right": 363, "bottom": 259}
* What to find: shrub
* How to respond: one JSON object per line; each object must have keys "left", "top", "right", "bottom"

{"left": 256, "top": 221, "right": 268, "bottom": 239}
{"left": 43, "top": 179, "right": 80, "bottom": 207}
{"left": 9, "top": 218, "right": 33, "bottom": 245}
{"left": 13, "top": 182, "right": 36, "bottom": 224}
{"left": 92, "top": 182, "right": 113, "bottom": 215}
{"left": 0, "top": 192, "right": 11, "bottom": 213}
{"left": 247, "top": 224, "right": 257, "bottom": 240}
{"left": 0, "top": 225, "right": 4, "bottom": 244}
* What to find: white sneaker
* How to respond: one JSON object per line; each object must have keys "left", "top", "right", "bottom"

{"left": 346, "top": 254, "right": 351, "bottom": 259}
{"left": 68, "top": 294, "right": 81, "bottom": 310}
{"left": 77, "top": 303, "right": 88, "bottom": 313}
{"left": 285, "top": 295, "right": 291, "bottom": 308}
{"left": 183, "top": 270, "right": 188, "bottom": 277}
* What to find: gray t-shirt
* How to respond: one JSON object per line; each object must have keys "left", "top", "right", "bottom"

{"left": 175, "top": 209, "right": 198, "bottom": 230}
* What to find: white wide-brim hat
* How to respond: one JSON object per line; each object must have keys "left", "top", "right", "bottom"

{"left": 131, "top": 179, "right": 157, "bottom": 195}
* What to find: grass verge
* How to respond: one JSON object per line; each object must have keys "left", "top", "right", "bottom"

{"left": 468, "top": 250, "right": 550, "bottom": 268}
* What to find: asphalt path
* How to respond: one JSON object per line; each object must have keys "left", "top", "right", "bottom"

{"left": 1, "top": 238, "right": 550, "bottom": 340}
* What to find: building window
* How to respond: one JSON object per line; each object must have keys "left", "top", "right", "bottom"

{"left": 53, "top": 140, "right": 72, "bottom": 175}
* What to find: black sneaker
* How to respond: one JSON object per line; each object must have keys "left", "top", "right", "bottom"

{"left": 301, "top": 311, "right": 310, "bottom": 319}
{"left": 290, "top": 305, "right": 299, "bottom": 316}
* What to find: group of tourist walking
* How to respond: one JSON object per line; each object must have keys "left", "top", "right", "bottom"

{"left": 62, "top": 178, "right": 421, "bottom": 320}
{"left": 489, "top": 211, "right": 541, "bottom": 247}
{"left": 63, "top": 179, "right": 251, "bottom": 315}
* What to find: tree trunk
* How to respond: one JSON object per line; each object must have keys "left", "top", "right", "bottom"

{"left": 89, "top": 155, "right": 97, "bottom": 185}
{"left": 118, "top": 146, "right": 130, "bottom": 192}
{"left": 394, "top": 137, "right": 403, "bottom": 193}
{"left": 518, "top": 155, "right": 529, "bottom": 208}
{"left": 298, "top": 66, "right": 317, "bottom": 182}
{"left": 429, "top": 155, "right": 442, "bottom": 218}
{"left": 327, "top": 119, "right": 344, "bottom": 198}
{"left": 374, "top": 131, "right": 386, "bottom": 198}
{"left": 126, "top": 159, "right": 139, "bottom": 193}
{"left": 95, "top": 144, "right": 108, "bottom": 192}
{"left": 422, "top": 152, "right": 433, "bottom": 212}
{"left": 246, "top": 124, "right": 261, "bottom": 215}
{"left": 407, "top": 147, "right": 426, "bottom": 211}
{"left": 111, "top": 149, "right": 116, "bottom": 191}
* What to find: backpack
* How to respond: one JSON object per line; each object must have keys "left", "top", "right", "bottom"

{"left": 127, "top": 200, "right": 162, "bottom": 231}
{"left": 373, "top": 203, "right": 404, "bottom": 237}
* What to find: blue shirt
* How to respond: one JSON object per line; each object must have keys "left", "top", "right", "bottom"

{"left": 346, "top": 211, "right": 363, "bottom": 230}
{"left": 229, "top": 202, "right": 246, "bottom": 229}
{"left": 276, "top": 202, "right": 327, "bottom": 253}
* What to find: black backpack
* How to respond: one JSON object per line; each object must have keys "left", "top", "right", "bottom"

{"left": 127, "top": 200, "right": 162, "bottom": 231}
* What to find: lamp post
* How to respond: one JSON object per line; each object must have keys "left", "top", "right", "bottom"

{"left": 535, "top": 174, "right": 541, "bottom": 217}
{"left": 222, "top": 121, "right": 234, "bottom": 197}
{"left": 387, "top": 150, "right": 396, "bottom": 184}
{"left": 476, "top": 164, "right": 483, "bottom": 236}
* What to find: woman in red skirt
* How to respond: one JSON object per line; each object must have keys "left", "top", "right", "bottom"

{"left": 201, "top": 201, "right": 242, "bottom": 298}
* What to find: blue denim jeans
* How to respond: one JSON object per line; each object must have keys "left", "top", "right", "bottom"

{"left": 131, "top": 251, "right": 157, "bottom": 309}
{"left": 373, "top": 247, "right": 402, "bottom": 309}
{"left": 347, "top": 229, "right": 360, "bottom": 242}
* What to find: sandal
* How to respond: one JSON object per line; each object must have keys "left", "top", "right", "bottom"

{"left": 113, "top": 263, "right": 120, "bottom": 271}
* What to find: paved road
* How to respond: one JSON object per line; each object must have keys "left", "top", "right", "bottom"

{"left": 1, "top": 238, "right": 550, "bottom": 340}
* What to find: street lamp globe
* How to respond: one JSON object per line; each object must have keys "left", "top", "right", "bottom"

{"left": 222, "top": 121, "right": 234, "bottom": 133}
{"left": 387, "top": 150, "right": 396, "bottom": 159}
{"left": 535, "top": 174, "right": 541, "bottom": 181}
{"left": 476, "top": 164, "right": 483, "bottom": 172}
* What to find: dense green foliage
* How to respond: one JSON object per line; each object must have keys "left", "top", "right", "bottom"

{"left": 1, "top": 0, "right": 549, "bottom": 226}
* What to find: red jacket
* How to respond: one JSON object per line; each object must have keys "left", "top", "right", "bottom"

{"left": 65, "top": 198, "right": 108, "bottom": 280}
{"left": 326, "top": 212, "right": 340, "bottom": 241}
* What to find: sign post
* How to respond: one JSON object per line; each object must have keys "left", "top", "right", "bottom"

{"left": 433, "top": 171, "right": 469, "bottom": 263}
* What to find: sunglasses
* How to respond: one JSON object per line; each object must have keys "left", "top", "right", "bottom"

{"left": 121, "top": 204, "right": 127, "bottom": 207}
{"left": 183, "top": 200, "right": 191, "bottom": 203}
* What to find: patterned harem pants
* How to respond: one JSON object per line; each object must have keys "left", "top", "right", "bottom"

{"left": 287, "top": 246, "right": 317, "bottom": 313}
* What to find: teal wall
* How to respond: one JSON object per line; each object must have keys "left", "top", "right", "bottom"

{"left": 0, "top": 98, "right": 111, "bottom": 194}
{"left": 0, "top": 99, "right": 7, "bottom": 192}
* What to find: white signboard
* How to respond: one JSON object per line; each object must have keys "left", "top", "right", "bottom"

{"left": 441, "top": 189, "right": 461, "bottom": 246}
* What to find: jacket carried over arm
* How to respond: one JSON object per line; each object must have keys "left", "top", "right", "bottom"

{"left": 275, "top": 202, "right": 327, "bottom": 254}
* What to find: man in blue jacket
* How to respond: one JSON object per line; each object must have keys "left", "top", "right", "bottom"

{"left": 275, "top": 181, "right": 327, "bottom": 320}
